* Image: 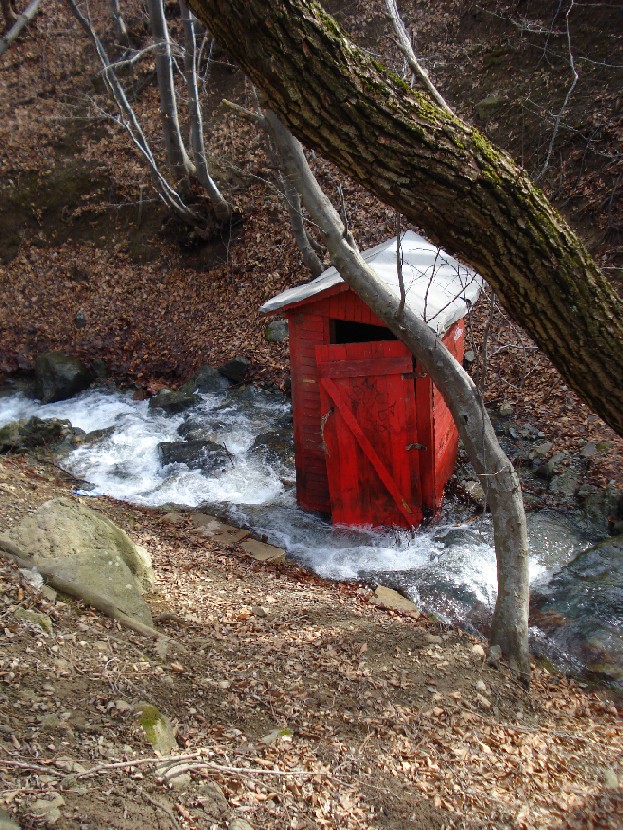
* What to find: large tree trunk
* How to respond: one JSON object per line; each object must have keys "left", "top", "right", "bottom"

{"left": 265, "top": 111, "right": 530, "bottom": 679}
{"left": 188, "top": 0, "right": 623, "bottom": 438}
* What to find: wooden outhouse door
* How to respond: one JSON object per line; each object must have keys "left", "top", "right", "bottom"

{"left": 315, "top": 340, "right": 423, "bottom": 529}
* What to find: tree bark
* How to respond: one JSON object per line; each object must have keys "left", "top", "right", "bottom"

{"left": 265, "top": 111, "right": 530, "bottom": 679}
{"left": 0, "top": 0, "right": 42, "bottom": 56}
{"left": 67, "top": 0, "right": 200, "bottom": 225}
{"left": 188, "top": 0, "right": 623, "bottom": 437}
{"left": 179, "top": 0, "right": 231, "bottom": 222}
{"left": 147, "top": 0, "right": 195, "bottom": 181}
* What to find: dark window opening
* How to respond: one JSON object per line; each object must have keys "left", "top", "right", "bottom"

{"left": 330, "top": 319, "right": 397, "bottom": 344}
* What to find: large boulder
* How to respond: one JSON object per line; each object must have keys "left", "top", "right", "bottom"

{"left": 35, "top": 352, "right": 92, "bottom": 403}
{"left": 250, "top": 429, "right": 294, "bottom": 467}
{"left": 1, "top": 497, "right": 154, "bottom": 625}
{"left": 180, "top": 365, "right": 229, "bottom": 396}
{"left": 158, "top": 439, "right": 231, "bottom": 473}
{"left": 148, "top": 388, "right": 199, "bottom": 415}
{"left": 177, "top": 417, "right": 226, "bottom": 443}
{"left": 0, "top": 416, "right": 80, "bottom": 453}
{"left": 218, "top": 357, "right": 250, "bottom": 384}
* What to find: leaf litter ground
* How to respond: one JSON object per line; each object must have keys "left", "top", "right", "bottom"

{"left": 0, "top": 454, "right": 621, "bottom": 830}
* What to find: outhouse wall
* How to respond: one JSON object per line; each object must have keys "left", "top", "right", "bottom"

{"left": 286, "top": 286, "right": 465, "bottom": 518}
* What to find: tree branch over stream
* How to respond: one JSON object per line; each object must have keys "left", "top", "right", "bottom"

{"left": 188, "top": 0, "right": 623, "bottom": 437}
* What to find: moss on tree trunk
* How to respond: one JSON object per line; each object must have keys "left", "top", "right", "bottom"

{"left": 189, "top": 0, "right": 623, "bottom": 436}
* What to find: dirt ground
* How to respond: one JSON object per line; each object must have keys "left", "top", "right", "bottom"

{"left": 1, "top": 453, "right": 622, "bottom": 830}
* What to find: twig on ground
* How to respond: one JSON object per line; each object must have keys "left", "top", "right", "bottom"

{"left": 142, "top": 791, "right": 183, "bottom": 830}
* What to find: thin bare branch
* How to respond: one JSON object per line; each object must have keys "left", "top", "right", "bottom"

{"left": 0, "top": 0, "right": 43, "bottom": 57}
{"left": 384, "top": 0, "right": 453, "bottom": 114}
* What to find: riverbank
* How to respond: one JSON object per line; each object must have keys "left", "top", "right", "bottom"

{"left": 1, "top": 451, "right": 622, "bottom": 830}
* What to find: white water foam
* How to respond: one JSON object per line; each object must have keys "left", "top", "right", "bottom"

{"left": 0, "top": 387, "right": 579, "bottom": 624}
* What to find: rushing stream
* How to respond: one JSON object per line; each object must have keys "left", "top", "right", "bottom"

{"left": 0, "top": 385, "right": 612, "bottom": 678}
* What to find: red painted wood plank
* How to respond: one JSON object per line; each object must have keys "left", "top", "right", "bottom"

{"left": 317, "top": 356, "right": 412, "bottom": 379}
{"left": 320, "top": 376, "right": 417, "bottom": 526}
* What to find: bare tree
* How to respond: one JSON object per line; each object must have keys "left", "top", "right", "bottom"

{"left": 264, "top": 110, "right": 530, "bottom": 680}
{"left": 0, "top": 0, "right": 43, "bottom": 57}
{"left": 179, "top": 0, "right": 230, "bottom": 221}
{"left": 188, "top": 0, "right": 623, "bottom": 438}
{"left": 108, "top": 0, "right": 129, "bottom": 47}
{"left": 67, "top": 0, "right": 230, "bottom": 228}
{"left": 67, "top": 0, "right": 200, "bottom": 226}
{"left": 147, "top": 0, "right": 194, "bottom": 180}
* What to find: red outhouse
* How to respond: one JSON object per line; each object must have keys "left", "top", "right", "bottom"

{"left": 261, "top": 231, "right": 483, "bottom": 529}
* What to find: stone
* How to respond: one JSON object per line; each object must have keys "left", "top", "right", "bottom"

{"left": 251, "top": 605, "right": 268, "bottom": 618}
{"left": 30, "top": 795, "right": 65, "bottom": 826}
{"left": 197, "top": 781, "right": 229, "bottom": 818}
{"left": 229, "top": 820, "right": 254, "bottom": 830}
{"left": 191, "top": 513, "right": 250, "bottom": 544}
{"left": 498, "top": 402, "right": 513, "bottom": 417}
{"left": 530, "top": 534, "right": 623, "bottom": 682}
{"left": 372, "top": 585, "right": 419, "bottom": 614}
{"left": 158, "top": 440, "right": 231, "bottom": 473}
{"left": 168, "top": 771, "right": 192, "bottom": 790}
{"left": 161, "top": 512, "right": 186, "bottom": 525}
{"left": 218, "top": 357, "right": 250, "bottom": 384}
{"left": 475, "top": 93, "right": 507, "bottom": 120}
{"left": 240, "top": 538, "right": 286, "bottom": 563}
{"left": 463, "top": 480, "right": 486, "bottom": 504}
{"left": 580, "top": 441, "right": 598, "bottom": 458}
{"left": 1, "top": 497, "right": 154, "bottom": 625}
{"left": 40, "top": 585, "right": 57, "bottom": 603}
{"left": 0, "top": 808, "right": 22, "bottom": 830}
{"left": 581, "top": 484, "right": 623, "bottom": 533}
{"left": 0, "top": 420, "right": 21, "bottom": 451}
{"left": 471, "top": 644, "right": 486, "bottom": 657}
{"left": 265, "top": 319, "right": 289, "bottom": 342}
{"left": 148, "top": 388, "right": 199, "bottom": 415}
{"left": 535, "top": 459, "right": 556, "bottom": 481}
{"left": 0, "top": 416, "right": 75, "bottom": 453}
{"left": 35, "top": 352, "right": 92, "bottom": 404}
{"left": 603, "top": 767, "right": 619, "bottom": 788}
{"left": 250, "top": 429, "right": 294, "bottom": 465}
{"left": 531, "top": 441, "right": 553, "bottom": 459}
{"left": 549, "top": 466, "right": 580, "bottom": 498}
{"left": 475, "top": 679, "right": 487, "bottom": 693}
{"left": 14, "top": 608, "right": 53, "bottom": 635}
{"left": 486, "top": 645, "right": 502, "bottom": 668}
{"left": 180, "top": 364, "right": 229, "bottom": 396}
{"left": 136, "top": 703, "right": 178, "bottom": 754}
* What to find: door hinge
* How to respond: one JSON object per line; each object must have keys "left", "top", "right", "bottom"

{"left": 402, "top": 371, "right": 428, "bottom": 379}
{"left": 406, "top": 442, "right": 427, "bottom": 451}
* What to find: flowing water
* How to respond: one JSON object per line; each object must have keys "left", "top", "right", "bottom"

{"left": 0, "top": 385, "right": 606, "bottom": 672}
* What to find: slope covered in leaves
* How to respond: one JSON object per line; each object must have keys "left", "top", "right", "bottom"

{"left": 0, "top": 453, "right": 622, "bottom": 830}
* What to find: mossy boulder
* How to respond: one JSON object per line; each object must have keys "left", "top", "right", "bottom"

{"left": 1, "top": 497, "right": 154, "bottom": 625}
{"left": 157, "top": 439, "right": 231, "bottom": 473}
{"left": 0, "top": 416, "right": 76, "bottom": 453}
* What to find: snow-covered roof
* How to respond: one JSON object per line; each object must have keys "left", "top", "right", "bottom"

{"left": 260, "top": 231, "right": 484, "bottom": 335}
